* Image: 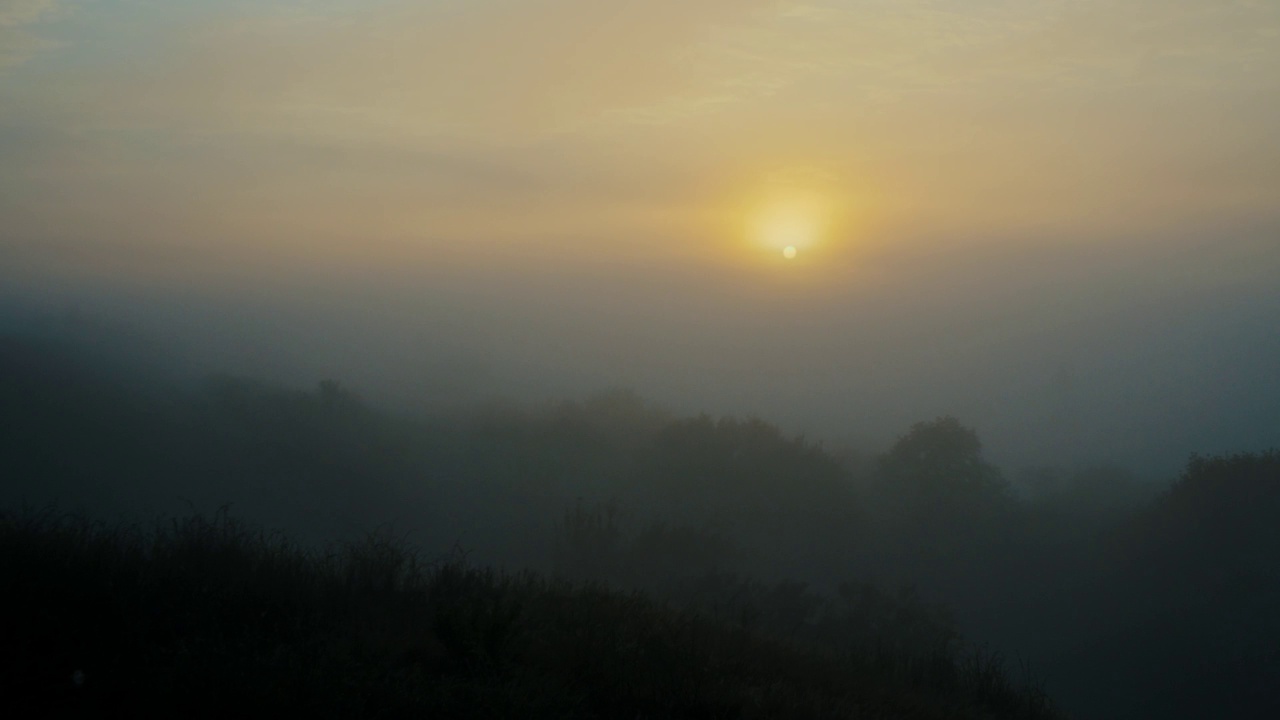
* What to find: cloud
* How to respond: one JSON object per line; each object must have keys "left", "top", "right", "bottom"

{"left": 0, "top": 0, "right": 58, "bottom": 27}
{"left": 30, "top": 1, "right": 1279, "bottom": 147}
{"left": 48, "top": 0, "right": 800, "bottom": 145}
{"left": 3, "top": 0, "right": 1279, "bottom": 261}
{"left": 0, "top": 0, "right": 62, "bottom": 70}
{"left": 726, "top": 0, "right": 1280, "bottom": 98}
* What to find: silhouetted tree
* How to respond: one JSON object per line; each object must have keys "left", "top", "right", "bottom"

{"left": 870, "top": 417, "right": 1015, "bottom": 578}
{"left": 879, "top": 417, "right": 1008, "bottom": 502}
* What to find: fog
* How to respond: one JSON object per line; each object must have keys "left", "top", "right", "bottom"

{"left": 5, "top": 1, "right": 1280, "bottom": 717}
{"left": 5, "top": 215, "right": 1277, "bottom": 478}
{"left": 5, "top": 231, "right": 1280, "bottom": 715}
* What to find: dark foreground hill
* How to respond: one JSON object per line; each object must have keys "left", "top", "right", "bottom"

{"left": 3, "top": 509, "right": 1063, "bottom": 720}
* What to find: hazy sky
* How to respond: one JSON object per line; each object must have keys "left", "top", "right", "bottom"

{"left": 3, "top": 0, "right": 1278, "bottom": 474}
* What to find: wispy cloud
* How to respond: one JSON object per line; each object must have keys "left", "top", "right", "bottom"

{"left": 2, "top": 0, "right": 1278, "bottom": 260}
{"left": 42, "top": 0, "right": 798, "bottom": 145}
{"left": 0, "top": 0, "right": 63, "bottom": 70}
{"left": 0, "top": 0, "right": 58, "bottom": 27}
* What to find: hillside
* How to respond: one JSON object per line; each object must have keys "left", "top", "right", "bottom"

{"left": 3, "top": 509, "right": 1061, "bottom": 719}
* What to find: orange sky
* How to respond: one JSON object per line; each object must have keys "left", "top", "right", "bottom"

{"left": 2, "top": 0, "right": 1278, "bottom": 284}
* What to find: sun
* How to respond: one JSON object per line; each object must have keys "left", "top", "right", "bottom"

{"left": 746, "top": 189, "right": 831, "bottom": 260}
{"left": 729, "top": 167, "right": 855, "bottom": 266}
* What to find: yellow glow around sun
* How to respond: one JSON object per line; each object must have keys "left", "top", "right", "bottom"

{"left": 719, "top": 166, "right": 856, "bottom": 266}
{"left": 743, "top": 183, "right": 841, "bottom": 260}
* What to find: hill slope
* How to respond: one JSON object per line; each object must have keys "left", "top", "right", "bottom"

{"left": 3, "top": 509, "right": 1063, "bottom": 719}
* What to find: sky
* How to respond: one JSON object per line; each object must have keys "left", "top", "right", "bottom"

{"left": 2, "top": 0, "right": 1279, "bottom": 475}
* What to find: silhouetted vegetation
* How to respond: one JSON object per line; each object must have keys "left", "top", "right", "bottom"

{"left": 3, "top": 508, "right": 1061, "bottom": 719}
{"left": 5, "top": 330, "right": 1280, "bottom": 718}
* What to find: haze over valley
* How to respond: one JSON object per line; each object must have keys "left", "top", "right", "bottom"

{"left": 3, "top": 1, "right": 1279, "bottom": 717}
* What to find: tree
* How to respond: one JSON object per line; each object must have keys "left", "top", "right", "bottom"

{"left": 871, "top": 417, "right": 1016, "bottom": 585}
{"left": 879, "top": 416, "right": 1007, "bottom": 501}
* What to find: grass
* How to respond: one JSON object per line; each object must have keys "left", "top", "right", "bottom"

{"left": 2, "top": 506, "right": 1065, "bottom": 719}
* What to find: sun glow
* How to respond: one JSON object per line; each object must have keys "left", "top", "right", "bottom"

{"left": 747, "top": 190, "right": 833, "bottom": 259}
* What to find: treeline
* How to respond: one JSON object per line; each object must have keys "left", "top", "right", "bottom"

{"left": 4, "top": 332, "right": 1280, "bottom": 718}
